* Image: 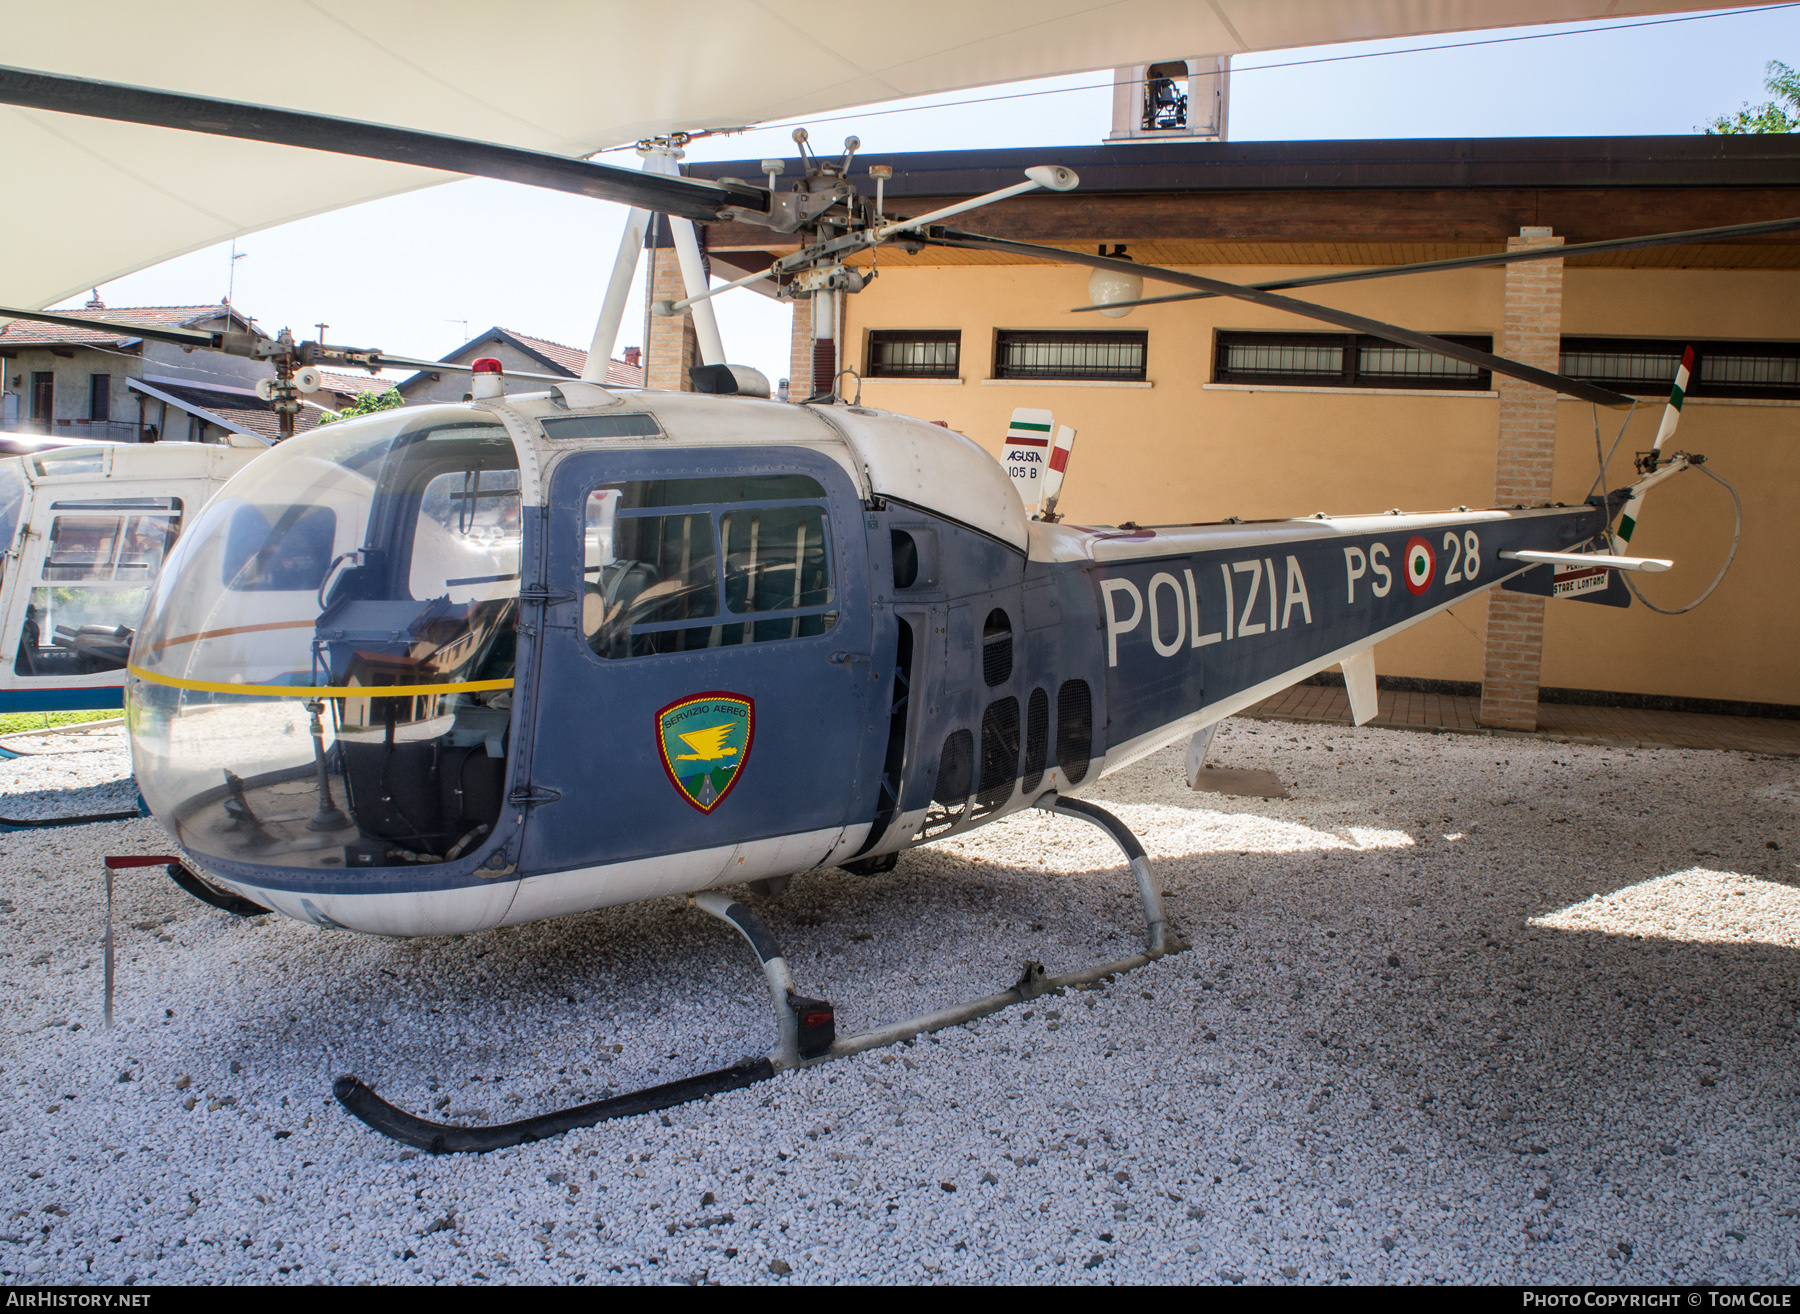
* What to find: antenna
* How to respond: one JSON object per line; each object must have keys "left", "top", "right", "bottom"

{"left": 225, "top": 240, "right": 247, "bottom": 307}
{"left": 313, "top": 321, "right": 329, "bottom": 344}
{"left": 444, "top": 318, "right": 470, "bottom": 342}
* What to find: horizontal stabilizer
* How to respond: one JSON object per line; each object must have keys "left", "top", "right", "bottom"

{"left": 1502, "top": 562, "right": 1632, "bottom": 608}
{"left": 1500, "top": 549, "right": 1671, "bottom": 573}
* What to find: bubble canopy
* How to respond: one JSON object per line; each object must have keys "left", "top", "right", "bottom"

{"left": 129, "top": 406, "right": 523, "bottom": 872}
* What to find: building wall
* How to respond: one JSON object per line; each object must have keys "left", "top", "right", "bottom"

{"left": 841, "top": 261, "right": 1800, "bottom": 706}
{"left": 2, "top": 346, "right": 143, "bottom": 434}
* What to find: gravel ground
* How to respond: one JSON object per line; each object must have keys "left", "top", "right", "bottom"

{"left": 1, "top": 719, "right": 1797, "bottom": 1285}
{"left": 0, "top": 725, "right": 138, "bottom": 822}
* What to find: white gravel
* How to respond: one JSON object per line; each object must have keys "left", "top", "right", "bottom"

{"left": 0, "top": 726, "right": 138, "bottom": 822}
{"left": 2, "top": 719, "right": 1797, "bottom": 1285}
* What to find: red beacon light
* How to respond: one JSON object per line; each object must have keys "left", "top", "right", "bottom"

{"left": 470, "top": 356, "right": 505, "bottom": 400}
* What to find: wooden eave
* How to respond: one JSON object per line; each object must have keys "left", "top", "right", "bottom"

{"left": 704, "top": 186, "right": 1800, "bottom": 271}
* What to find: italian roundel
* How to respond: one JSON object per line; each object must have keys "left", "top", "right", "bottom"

{"left": 1403, "top": 536, "right": 1435, "bottom": 595}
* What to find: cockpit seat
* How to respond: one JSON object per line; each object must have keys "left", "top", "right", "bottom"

{"left": 583, "top": 560, "right": 658, "bottom": 652}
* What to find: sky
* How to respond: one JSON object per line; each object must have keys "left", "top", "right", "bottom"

{"left": 63, "top": 4, "right": 1800, "bottom": 390}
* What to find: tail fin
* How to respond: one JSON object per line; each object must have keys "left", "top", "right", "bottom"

{"left": 1613, "top": 344, "right": 1693, "bottom": 550}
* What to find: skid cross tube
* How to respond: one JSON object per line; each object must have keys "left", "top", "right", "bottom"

{"left": 1035, "top": 795, "right": 1168, "bottom": 954}
{"left": 336, "top": 797, "right": 1185, "bottom": 1152}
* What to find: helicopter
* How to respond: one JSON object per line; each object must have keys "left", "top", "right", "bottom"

{"left": 0, "top": 58, "right": 1782, "bottom": 1153}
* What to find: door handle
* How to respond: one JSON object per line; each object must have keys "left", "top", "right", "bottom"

{"left": 828, "top": 651, "right": 871, "bottom": 665}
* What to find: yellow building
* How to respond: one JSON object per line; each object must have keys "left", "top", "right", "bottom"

{"left": 683, "top": 136, "right": 1800, "bottom": 720}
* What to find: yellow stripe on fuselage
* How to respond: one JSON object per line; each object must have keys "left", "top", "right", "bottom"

{"left": 126, "top": 664, "right": 514, "bottom": 700}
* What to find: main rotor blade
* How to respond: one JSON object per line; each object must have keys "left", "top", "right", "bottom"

{"left": 0, "top": 65, "right": 765, "bottom": 222}
{"left": 924, "top": 229, "right": 1634, "bottom": 408}
{"left": 0, "top": 304, "right": 230, "bottom": 348}
{"left": 1071, "top": 215, "right": 1800, "bottom": 314}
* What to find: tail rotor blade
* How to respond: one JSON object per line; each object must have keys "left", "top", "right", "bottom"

{"left": 1043, "top": 426, "right": 1077, "bottom": 517}
{"left": 1002, "top": 408, "right": 1054, "bottom": 513}
{"left": 1614, "top": 345, "right": 1694, "bottom": 549}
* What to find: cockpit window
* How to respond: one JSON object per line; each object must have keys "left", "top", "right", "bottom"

{"left": 410, "top": 467, "right": 521, "bottom": 605}
{"left": 129, "top": 406, "right": 523, "bottom": 870}
{"left": 14, "top": 497, "right": 181, "bottom": 678}
{"left": 0, "top": 461, "right": 26, "bottom": 569}
{"left": 581, "top": 475, "right": 835, "bottom": 658}
{"left": 222, "top": 504, "right": 338, "bottom": 592}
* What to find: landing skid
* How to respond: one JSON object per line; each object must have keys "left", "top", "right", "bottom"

{"left": 336, "top": 795, "right": 1186, "bottom": 1152}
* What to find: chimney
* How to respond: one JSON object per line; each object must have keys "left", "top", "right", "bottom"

{"left": 623, "top": 346, "right": 642, "bottom": 369}
{"left": 85, "top": 289, "right": 104, "bottom": 310}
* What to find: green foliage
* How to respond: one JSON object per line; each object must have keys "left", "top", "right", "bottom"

{"left": 0, "top": 709, "right": 118, "bottom": 736}
{"left": 317, "top": 387, "right": 405, "bottom": 426}
{"left": 1704, "top": 59, "right": 1800, "bottom": 134}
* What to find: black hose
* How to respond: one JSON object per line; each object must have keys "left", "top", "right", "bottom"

{"left": 334, "top": 1057, "right": 776, "bottom": 1153}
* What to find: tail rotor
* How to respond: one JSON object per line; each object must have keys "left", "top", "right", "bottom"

{"left": 1613, "top": 345, "right": 1694, "bottom": 551}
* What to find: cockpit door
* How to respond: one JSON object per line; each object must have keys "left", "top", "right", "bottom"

{"left": 517, "top": 446, "right": 881, "bottom": 901}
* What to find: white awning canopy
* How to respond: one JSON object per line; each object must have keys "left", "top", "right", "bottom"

{"left": 1, "top": 1, "right": 1762, "bottom": 311}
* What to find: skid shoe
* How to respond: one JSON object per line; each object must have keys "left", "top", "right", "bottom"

{"left": 335, "top": 794, "right": 1183, "bottom": 1151}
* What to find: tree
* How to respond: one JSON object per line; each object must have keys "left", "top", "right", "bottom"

{"left": 317, "top": 386, "right": 405, "bottom": 426}
{"left": 1704, "top": 59, "right": 1799, "bottom": 134}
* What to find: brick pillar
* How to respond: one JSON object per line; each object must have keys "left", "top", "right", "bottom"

{"left": 1479, "top": 227, "right": 1565, "bottom": 731}
{"left": 644, "top": 246, "right": 698, "bottom": 392}
{"left": 787, "top": 293, "right": 813, "bottom": 402}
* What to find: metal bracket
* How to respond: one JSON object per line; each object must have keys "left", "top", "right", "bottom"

{"left": 507, "top": 783, "right": 561, "bottom": 807}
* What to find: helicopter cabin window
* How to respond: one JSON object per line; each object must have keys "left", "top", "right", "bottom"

{"left": 221, "top": 504, "right": 339, "bottom": 592}
{"left": 1558, "top": 338, "right": 1800, "bottom": 400}
{"left": 14, "top": 497, "right": 182, "bottom": 677}
{"left": 410, "top": 467, "right": 522, "bottom": 605}
{"left": 994, "top": 330, "right": 1147, "bottom": 382}
{"left": 582, "top": 475, "right": 836, "bottom": 659}
{"left": 866, "top": 331, "right": 960, "bottom": 380}
{"left": 1213, "top": 331, "right": 1493, "bottom": 391}
{"left": 0, "top": 464, "right": 24, "bottom": 586}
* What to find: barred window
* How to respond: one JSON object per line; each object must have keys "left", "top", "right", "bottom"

{"left": 1214, "top": 331, "right": 1491, "bottom": 391}
{"left": 1560, "top": 338, "right": 1800, "bottom": 400}
{"left": 995, "top": 330, "right": 1147, "bottom": 382}
{"left": 866, "top": 330, "right": 960, "bottom": 379}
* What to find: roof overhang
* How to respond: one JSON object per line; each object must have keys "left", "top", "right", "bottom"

{"left": 127, "top": 377, "right": 270, "bottom": 447}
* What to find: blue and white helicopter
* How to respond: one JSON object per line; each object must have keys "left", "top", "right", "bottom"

{"left": 0, "top": 65, "right": 1764, "bottom": 1152}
